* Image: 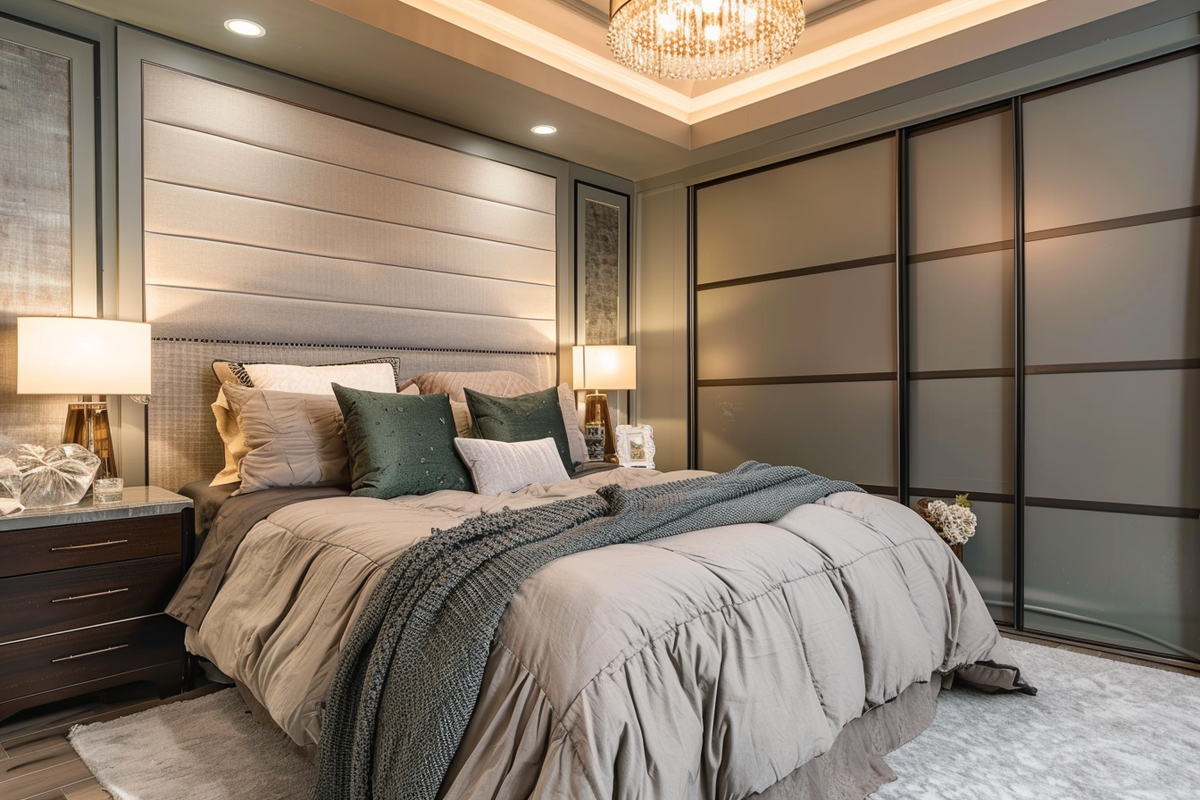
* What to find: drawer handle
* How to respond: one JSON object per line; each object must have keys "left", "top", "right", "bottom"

{"left": 51, "top": 587, "right": 130, "bottom": 603}
{"left": 50, "top": 539, "right": 129, "bottom": 551}
{"left": 51, "top": 644, "right": 129, "bottom": 663}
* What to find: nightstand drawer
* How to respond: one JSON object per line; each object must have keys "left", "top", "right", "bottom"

{"left": 0, "top": 515, "right": 180, "bottom": 578}
{"left": 0, "top": 615, "right": 183, "bottom": 701}
{"left": 0, "top": 556, "right": 182, "bottom": 643}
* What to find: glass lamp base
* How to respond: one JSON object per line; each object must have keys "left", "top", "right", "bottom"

{"left": 62, "top": 401, "right": 118, "bottom": 480}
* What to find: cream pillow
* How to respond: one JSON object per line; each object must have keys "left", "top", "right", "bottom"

{"left": 223, "top": 384, "right": 350, "bottom": 495}
{"left": 452, "top": 437, "right": 569, "bottom": 495}
{"left": 208, "top": 358, "right": 414, "bottom": 486}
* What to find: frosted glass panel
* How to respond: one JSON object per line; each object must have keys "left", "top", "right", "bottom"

{"left": 697, "top": 264, "right": 895, "bottom": 380}
{"left": 910, "top": 498, "right": 1013, "bottom": 625}
{"left": 697, "top": 383, "right": 895, "bottom": 486}
{"left": 910, "top": 378, "right": 1013, "bottom": 495}
{"left": 910, "top": 251, "right": 1013, "bottom": 372}
{"left": 909, "top": 110, "right": 1013, "bottom": 254}
{"left": 696, "top": 139, "right": 895, "bottom": 284}
{"left": 1024, "top": 54, "right": 1200, "bottom": 231}
{"left": 1026, "top": 370, "right": 1200, "bottom": 508}
{"left": 1026, "top": 218, "right": 1200, "bottom": 366}
{"left": 1026, "top": 507, "right": 1200, "bottom": 659}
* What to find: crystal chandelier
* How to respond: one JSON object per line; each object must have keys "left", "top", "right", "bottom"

{"left": 608, "top": 0, "right": 805, "bottom": 81}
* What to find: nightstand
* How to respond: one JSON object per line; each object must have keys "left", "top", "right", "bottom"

{"left": 0, "top": 487, "right": 192, "bottom": 722}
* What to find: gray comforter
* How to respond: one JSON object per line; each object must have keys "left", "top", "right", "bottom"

{"left": 181, "top": 466, "right": 1028, "bottom": 799}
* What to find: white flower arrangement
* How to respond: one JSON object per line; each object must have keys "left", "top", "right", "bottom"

{"left": 917, "top": 494, "right": 978, "bottom": 546}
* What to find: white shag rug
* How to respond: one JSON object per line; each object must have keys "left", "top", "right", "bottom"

{"left": 68, "top": 642, "right": 1200, "bottom": 800}
{"left": 872, "top": 640, "right": 1200, "bottom": 799}
{"left": 69, "top": 689, "right": 314, "bottom": 800}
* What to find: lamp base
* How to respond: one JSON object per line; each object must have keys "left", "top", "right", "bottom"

{"left": 584, "top": 392, "right": 618, "bottom": 464}
{"left": 62, "top": 401, "right": 117, "bottom": 479}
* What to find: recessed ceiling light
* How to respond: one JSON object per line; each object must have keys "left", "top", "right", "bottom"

{"left": 224, "top": 19, "right": 266, "bottom": 37}
{"left": 531, "top": 125, "right": 557, "bottom": 135}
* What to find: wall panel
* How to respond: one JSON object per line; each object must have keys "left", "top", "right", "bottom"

{"left": 141, "top": 63, "right": 557, "bottom": 354}
{"left": 1025, "top": 507, "right": 1200, "bottom": 658}
{"left": 1023, "top": 53, "right": 1200, "bottom": 231}
{"left": 1026, "top": 218, "right": 1200, "bottom": 366}
{"left": 697, "top": 383, "right": 896, "bottom": 485}
{"left": 696, "top": 139, "right": 895, "bottom": 285}
{"left": 910, "top": 251, "right": 1014, "bottom": 373}
{"left": 910, "top": 378, "right": 1013, "bottom": 495}
{"left": 1026, "top": 370, "right": 1200, "bottom": 509}
{"left": 697, "top": 264, "right": 895, "bottom": 380}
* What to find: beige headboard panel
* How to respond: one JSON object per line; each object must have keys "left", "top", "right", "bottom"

{"left": 140, "top": 64, "right": 560, "bottom": 490}
{"left": 150, "top": 341, "right": 554, "bottom": 492}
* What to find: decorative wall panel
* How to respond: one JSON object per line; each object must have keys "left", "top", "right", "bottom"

{"left": 0, "top": 36, "right": 73, "bottom": 452}
{"left": 141, "top": 64, "right": 557, "bottom": 353}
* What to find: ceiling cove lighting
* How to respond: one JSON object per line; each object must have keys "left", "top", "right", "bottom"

{"left": 608, "top": 0, "right": 805, "bottom": 80}
{"left": 531, "top": 124, "right": 557, "bottom": 134}
{"left": 224, "top": 18, "right": 266, "bottom": 37}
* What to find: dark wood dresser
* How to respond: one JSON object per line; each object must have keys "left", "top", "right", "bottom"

{"left": 0, "top": 487, "right": 192, "bottom": 723}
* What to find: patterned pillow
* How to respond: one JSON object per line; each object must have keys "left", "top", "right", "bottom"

{"left": 412, "top": 371, "right": 585, "bottom": 465}
{"left": 464, "top": 386, "right": 575, "bottom": 474}
{"left": 453, "top": 437, "right": 569, "bottom": 494}
{"left": 333, "top": 385, "right": 470, "bottom": 498}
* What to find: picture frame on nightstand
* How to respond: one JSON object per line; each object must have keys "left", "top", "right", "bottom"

{"left": 615, "top": 424, "right": 655, "bottom": 469}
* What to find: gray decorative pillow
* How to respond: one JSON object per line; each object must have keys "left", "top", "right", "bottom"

{"left": 223, "top": 384, "right": 350, "bottom": 495}
{"left": 453, "top": 437, "right": 569, "bottom": 495}
{"left": 464, "top": 386, "right": 575, "bottom": 474}
{"left": 333, "top": 385, "right": 470, "bottom": 499}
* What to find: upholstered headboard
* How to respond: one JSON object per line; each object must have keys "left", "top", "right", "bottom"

{"left": 140, "top": 65, "right": 560, "bottom": 491}
{"left": 149, "top": 341, "right": 554, "bottom": 492}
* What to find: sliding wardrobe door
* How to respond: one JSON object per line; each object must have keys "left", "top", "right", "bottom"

{"left": 1022, "top": 52, "right": 1200, "bottom": 659}
{"left": 907, "top": 108, "right": 1015, "bottom": 623}
{"left": 694, "top": 138, "right": 896, "bottom": 492}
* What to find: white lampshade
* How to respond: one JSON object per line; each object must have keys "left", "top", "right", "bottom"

{"left": 573, "top": 345, "right": 636, "bottom": 391}
{"left": 17, "top": 317, "right": 152, "bottom": 396}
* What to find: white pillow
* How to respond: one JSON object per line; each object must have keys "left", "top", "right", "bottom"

{"left": 453, "top": 437, "right": 570, "bottom": 495}
{"left": 243, "top": 362, "right": 397, "bottom": 395}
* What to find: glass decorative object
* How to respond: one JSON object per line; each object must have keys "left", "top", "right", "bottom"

{"left": 93, "top": 477, "right": 125, "bottom": 504}
{"left": 6, "top": 443, "right": 101, "bottom": 508}
{"left": 0, "top": 457, "right": 20, "bottom": 505}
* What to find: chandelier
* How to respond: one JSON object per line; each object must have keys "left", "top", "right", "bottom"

{"left": 608, "top": 0, "right": 806, "bottom": 81}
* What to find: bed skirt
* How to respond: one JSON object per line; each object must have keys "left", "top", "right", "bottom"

{"left": 233, "top": 674, "right": 941, "bottom": 800}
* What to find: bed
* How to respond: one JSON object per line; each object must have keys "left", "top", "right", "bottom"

{"left": 152, "top": 347, "right": 1031, "bottom": 800}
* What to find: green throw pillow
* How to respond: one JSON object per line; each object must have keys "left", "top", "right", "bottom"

{"left": 464, "top": 386, "right": 576, "bottom": 474}
{"left": 332, "top": 384, "right": 470, "bottom": 498}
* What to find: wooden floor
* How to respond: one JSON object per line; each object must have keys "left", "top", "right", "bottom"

{"left": 3, "top": 638, "right": 1195, "bottom": 800}
{"left": 0, "top": 681, "right": 224, "bottom": 800}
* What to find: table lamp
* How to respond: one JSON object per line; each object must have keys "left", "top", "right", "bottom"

{"left": 16, "top": 317, "right": 152, "bottom": 479}
{"left": 573, "top": 345, "right": 636, "bottom": 463}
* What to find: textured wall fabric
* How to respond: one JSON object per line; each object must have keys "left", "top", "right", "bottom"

{"left": 465, "top": 387, "right": 575, "bottom": 473}
{"left": 0, "top": 39, "right": 73, "bottom": 453}
{"left": 140, "top": 64, "right": 557, "bottom": 352}
{"left": 453, "top": 437, "right": 569, "bottom": 494}
{"left": 334, "top": 386, "right": 469, "bottom": 498}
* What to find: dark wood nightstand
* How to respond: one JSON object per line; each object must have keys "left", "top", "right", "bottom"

{"left": 0, "top": 487, "right": 192, "bottom": 723}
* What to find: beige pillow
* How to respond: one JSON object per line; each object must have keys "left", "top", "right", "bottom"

{"left": 223, "top": 384, "right": 350, "bottom": 495}
{"left": 453, "top": 437, "right": 569, "bottom": 494}
{"left": 208, "top": 358, "right": 414, "bottom": 486}
{"left": 412, "top": 371, "right": 585, "bottom": 467}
